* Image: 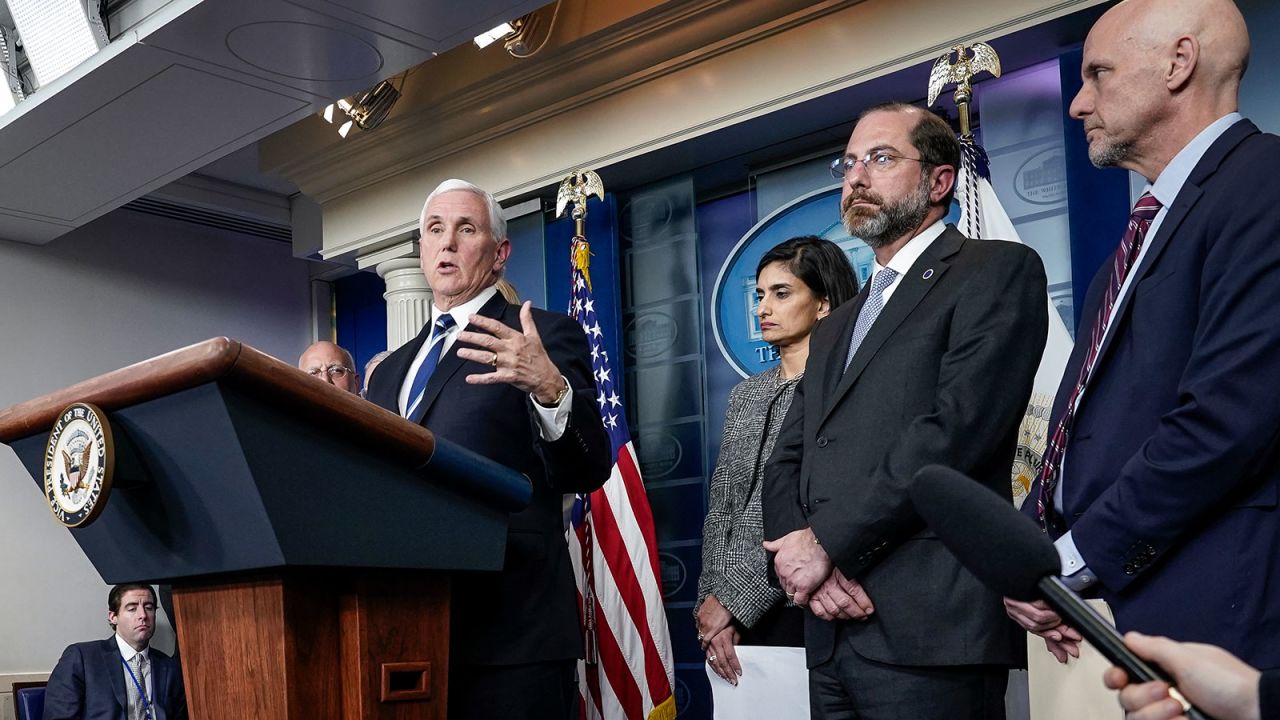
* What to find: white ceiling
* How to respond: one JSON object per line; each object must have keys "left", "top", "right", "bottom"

{"left": 0, "top": 0, "right": 548, "bottom": 245}
{"left": 195, "top": 143, "right": 298, "bottom": 196}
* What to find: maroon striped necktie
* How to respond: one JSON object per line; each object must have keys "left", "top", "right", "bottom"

{"left": 1036, "top": 192, "right": 1163, "bottom": 526}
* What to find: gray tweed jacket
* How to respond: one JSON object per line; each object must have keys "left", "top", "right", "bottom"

{"left": 696, "top": 365, "right": 800, "bottom": 627}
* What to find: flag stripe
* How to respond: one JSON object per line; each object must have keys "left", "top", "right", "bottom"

{"left": 613, "top": 445, "right": 675, "bottom": 698}
{"left": 618, "top": 447, "right": 665, "bottom": 587}
{"left": 592, "top": 586, "right": 646, "bottom": 719}
{"left": 592, "top": 468, "right": 674, "bottom": 702}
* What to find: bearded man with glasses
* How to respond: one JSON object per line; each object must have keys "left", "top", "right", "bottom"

{"left": 762, "top": 101, "right": 1048, "bottom": 719}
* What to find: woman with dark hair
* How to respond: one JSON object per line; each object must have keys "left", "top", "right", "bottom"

{"left": 697, "top": 235, "right": 859, "bottom": 685}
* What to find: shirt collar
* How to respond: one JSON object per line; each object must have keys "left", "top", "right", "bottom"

{"left": 874, "top": 219, "right": 947, "bottom": 277}
{"left": 114, "top": 633, "right": 149, "bottom": 661}
{"left": 1149, "top": 112, "right": 1242, "bottom": 206}
{"left": 433, "top": 285, "right": 498, "bottom": 328}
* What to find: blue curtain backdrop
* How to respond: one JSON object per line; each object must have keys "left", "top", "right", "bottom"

{"left": 335, "top": 270, "right": 389, "bottom": 378}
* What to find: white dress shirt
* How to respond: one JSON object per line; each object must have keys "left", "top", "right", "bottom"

{"left": 396, "top": 285, "right": 572, "bottom": 441}
{"left": 1054, "top": 113, "right": 1244, "bottom": 589}
{"left": 871, "top": 219, "right": 947, "bottom": 303}
{"left": 115, "top": 633, "right": 153, "bottom": 715}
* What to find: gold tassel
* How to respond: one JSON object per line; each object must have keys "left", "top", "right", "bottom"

{"left": 572, "top": 238, "right": 593, "bottom": 292}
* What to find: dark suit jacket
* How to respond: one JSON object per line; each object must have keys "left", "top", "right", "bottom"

{"left": 1025, "top": 120, "right": 1280, "bottom": 669}
{"left": 367, "top": 292, "right": 611, "bottom": 665}
{"left": 764, "top": 226, "right": 1048, "bottom": 668}
{"left": 44, "top": 638, "right": 186, "bottom": 720}
{"left": 1262, "top": 669, "right": 1280, "bottom": 719}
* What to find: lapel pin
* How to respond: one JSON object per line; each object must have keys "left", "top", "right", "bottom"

{"left": 922, "top": 268, "right": 935, "bottom": 280}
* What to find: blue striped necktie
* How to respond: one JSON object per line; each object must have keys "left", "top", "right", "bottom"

{"left": 404, "top": 313, "right": 456, "bottom": 422}
{"left": 845, "top": 267, "right": 898, "bottom": 369}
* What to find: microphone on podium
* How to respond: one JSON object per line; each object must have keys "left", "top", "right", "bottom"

{"left": 908, "top": 465, "right": 1210, "bottom": 720}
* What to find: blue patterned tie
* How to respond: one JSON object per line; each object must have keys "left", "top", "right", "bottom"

{"left": 404, "top": 313, "right": 456, "bottom": 422}
{"left": 845, "top": 267, "right": 898, "bottom": 369}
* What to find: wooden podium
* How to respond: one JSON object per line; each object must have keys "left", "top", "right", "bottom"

{"left": 0, "top": 338, "right": 532, "bottom": 719}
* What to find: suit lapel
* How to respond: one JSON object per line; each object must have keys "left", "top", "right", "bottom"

{"left": 102, "top": 637, "right": 128, "bottom": 711}
{"left": 150, "top": 653, "right": 168, "bottom": 710}
{"left": 822, "top": 288, "right": 868, "bottom": 400}
{"left": 415, "top": 293, "right": 509, "bottom": 422}
{"left": 820, "top": 227, "right": 961, "bottom": 426}
{"left": 368, "top": 324, "right": 431, "bottom": 412}
{"left": 1088, "top": 119, "right": 1257, "bottom": 380}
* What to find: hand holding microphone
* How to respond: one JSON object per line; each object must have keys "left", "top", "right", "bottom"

{"left": 908, "top": 465, "right": 1211, "bottom": 720}
{"left": 1104, "top": 633, "right": 1264, "bottom": 720}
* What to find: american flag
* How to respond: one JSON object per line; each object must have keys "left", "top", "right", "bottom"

{"left": 566, "top": 237, "right": 676, "bottom": 720}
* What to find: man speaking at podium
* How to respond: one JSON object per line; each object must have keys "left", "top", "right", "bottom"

{"left": 367, "top": 179, "right": 611, "bottom": 720}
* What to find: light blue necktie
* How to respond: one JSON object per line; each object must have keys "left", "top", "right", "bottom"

{"left": 845, "top": 267, "right": 898, "bottom": 369}
{"left": 404, "top": 313, "right": 456, "bottom": 422}
{"left": 125, "top": 652, "right": 149, "bottom": 720}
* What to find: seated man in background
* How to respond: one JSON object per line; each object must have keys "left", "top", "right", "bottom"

{"left": 44, "top": 583, "right": 187, "bottom": 720}
{"left": 298, "top": 340, "right": 360, "bottom": 394}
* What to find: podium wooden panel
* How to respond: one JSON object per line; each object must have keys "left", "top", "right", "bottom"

{"left": 0, "top": 338, "right": 531, "bottom": 720}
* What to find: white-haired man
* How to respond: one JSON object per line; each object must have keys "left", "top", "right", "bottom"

{"left": 366, "top": 179, "right": 611, "bottom": 720}
{"left": 298, "top": 340, "right": 360, "bottom": 394}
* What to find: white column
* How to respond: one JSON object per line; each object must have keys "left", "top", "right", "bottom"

{"left": 376, "top": 258, "right": 432, "bottom": 351}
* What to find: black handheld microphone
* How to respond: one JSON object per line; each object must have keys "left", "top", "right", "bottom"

{"left": 909, "top": 465, "right": 1210, "bottom": 720}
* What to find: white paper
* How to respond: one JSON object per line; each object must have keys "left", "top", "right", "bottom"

{"left": 1026, "top": 599, "right": 1123, "bottom": 720}
{"left": 707, "top": 645, "right": 810, "bottom": 720}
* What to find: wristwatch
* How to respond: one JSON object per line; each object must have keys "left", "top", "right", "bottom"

{"left": 536, "top": 376, "right": 571, "bottom": 408}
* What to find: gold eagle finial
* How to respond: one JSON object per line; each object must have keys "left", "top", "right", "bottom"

{"left": 557, "top": 169, "right": 605, "bottom": 245}
{"left": 928, "top": 43, "right": 1002, "bottom": 138}
{"left": 556, "top": 170, "right": 605, "bottom": 225}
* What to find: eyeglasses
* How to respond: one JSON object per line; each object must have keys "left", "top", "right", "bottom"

{"left": 829, "top": 150, "right": 925, "bottom": 179}
{"left": 305, "top": 364, "right": 355, "bottom": 380}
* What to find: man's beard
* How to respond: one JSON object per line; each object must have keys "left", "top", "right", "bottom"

{"left": 842, "top": 173, "right": 932, "bottom": 249}
{"left": 1088, "top": 136, "right": 1133, "bottom": 168}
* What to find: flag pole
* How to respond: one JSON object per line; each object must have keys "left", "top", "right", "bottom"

{"left": 559, "top": 169, "right": 677, "bottom": 720}
{"left": 558, "top": 169, "right": 605, "bottom": 668}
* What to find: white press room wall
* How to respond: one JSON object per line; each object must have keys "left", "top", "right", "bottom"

{"left": 0, "top": 208, "right": 311, "bottom": 675}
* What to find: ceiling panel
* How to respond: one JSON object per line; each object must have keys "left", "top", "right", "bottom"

{"left": 0, "top": 64, "right": 306, "bottom": 221}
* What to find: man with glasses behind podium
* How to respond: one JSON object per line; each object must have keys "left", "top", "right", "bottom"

{"left": 298, "top": 340, "right": 361, "bottom": 395}
{"left": 44, "top": 583, "right": 188, "bottom": 720}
